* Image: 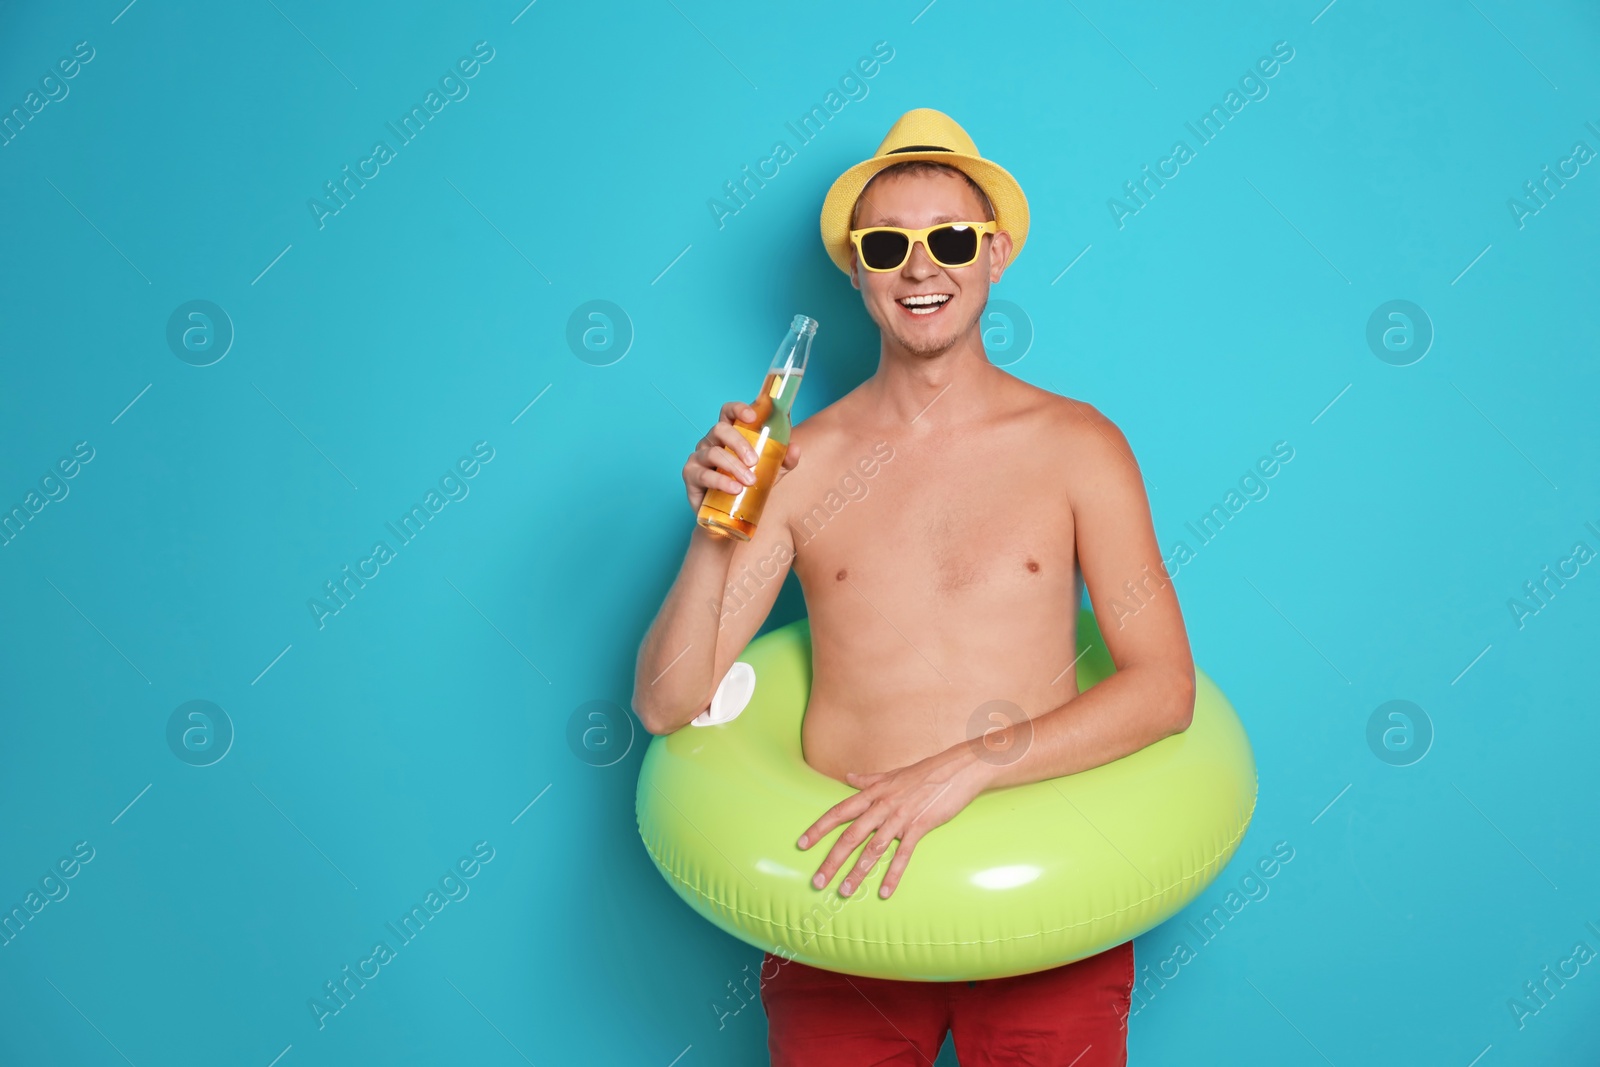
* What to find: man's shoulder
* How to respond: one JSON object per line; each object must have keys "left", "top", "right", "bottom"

{"left": 1017, "top": 387, "right": 1141, "bottom": 482}
{"left": 1010, "top": 381, "right": 1118, "bottom": 439}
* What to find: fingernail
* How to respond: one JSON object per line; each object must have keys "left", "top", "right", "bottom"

{"left": 812, "top": 873, "right": 824, "bottom": 888}
{"left": 797, "top": 835, "right": 808, "bottom": 848}
{"left": 841, "top": 881, "right": 853, "bottom": 896}
{"left": 880, "top": 886, "right": 891, "bottom": 898}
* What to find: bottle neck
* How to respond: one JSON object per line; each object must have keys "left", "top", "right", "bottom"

{"left": 762, "top": 320, "right": 813, "bottom": 441}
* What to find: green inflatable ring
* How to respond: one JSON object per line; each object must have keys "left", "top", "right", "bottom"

{"left": 635, "top": 609, "right": 1257, "bottom": 981}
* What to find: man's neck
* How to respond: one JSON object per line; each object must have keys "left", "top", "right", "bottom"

{"left": 866, "top": 335, "right": 1001, "bottom": 430}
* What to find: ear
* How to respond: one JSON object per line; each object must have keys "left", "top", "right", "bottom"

{"left": 988, "top": 229, "right": 1013, "bottom": 283}
{"left": 849, "top": 255, "right": 861, "bottom": 291}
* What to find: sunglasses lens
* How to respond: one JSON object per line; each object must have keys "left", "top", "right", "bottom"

{"left": 860, "top": 230, "right": 911, "bottom": 270}
{"left": 927, "top": 224, "right": 981, "bottom": 267}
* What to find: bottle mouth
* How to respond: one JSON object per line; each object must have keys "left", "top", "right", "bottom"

{"left": 791, "top": 314, "right": 818, "bottom": 337}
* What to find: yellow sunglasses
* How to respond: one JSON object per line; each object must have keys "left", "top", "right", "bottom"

{"left": 847, "top": 220, "right": 999, "bottom": 273}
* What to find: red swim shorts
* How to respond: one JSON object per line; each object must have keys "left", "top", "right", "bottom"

{"left": 759, "top": 940, "right": 1134, "bottom": 1066}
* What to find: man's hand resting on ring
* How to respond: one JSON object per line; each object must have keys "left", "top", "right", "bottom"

{"left": 795, "top": 740, "right": 995, "bottom": 900}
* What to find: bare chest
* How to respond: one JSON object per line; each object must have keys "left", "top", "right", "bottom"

{"left": 787, "top": 435, "right": 1076, "bottom": 599}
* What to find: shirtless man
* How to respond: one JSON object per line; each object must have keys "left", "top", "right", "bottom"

{"left": 632, "top": 109, "right": 1195, "bottom": 1067}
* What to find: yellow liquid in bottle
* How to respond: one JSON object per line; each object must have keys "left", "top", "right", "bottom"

{"left": 696, "top": 370, "right": 797, "bottom": 541}
{"left": 696, "top": 424, "right": 788, "bottom": 541}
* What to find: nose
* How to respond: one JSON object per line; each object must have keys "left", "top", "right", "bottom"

{"left": 901, "top": 239, "right": 938, "bottom": 278}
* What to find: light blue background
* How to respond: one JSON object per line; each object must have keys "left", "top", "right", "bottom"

{"left": 2, "top": 1, "right": 1597, "bottom": 1063}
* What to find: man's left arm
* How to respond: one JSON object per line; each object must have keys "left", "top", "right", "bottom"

{"left": 971, "top": 401, "right": 1195, "bottom": 790}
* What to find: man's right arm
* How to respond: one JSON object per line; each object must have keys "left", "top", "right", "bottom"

{"left": 631, "top": 403, "right": 800, "bottom": 735}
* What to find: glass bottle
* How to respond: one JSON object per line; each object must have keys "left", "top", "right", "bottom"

{"left": 696, "top": 314, "right": 817, "bottom": 541}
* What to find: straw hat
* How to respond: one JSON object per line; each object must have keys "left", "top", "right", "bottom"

{"left": 819, "top": 107, "right": 1029, "bottom": 275}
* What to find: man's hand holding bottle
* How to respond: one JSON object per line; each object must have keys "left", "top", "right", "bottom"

{"left": 689, "top": 314, "right": 816, "bottom": 542}
{"left": 684, "top": 402, "right": 802, "bottom": 526}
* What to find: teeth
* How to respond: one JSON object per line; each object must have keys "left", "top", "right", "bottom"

{"left": 899, "top": 294, "right": 950, "bottom": 306}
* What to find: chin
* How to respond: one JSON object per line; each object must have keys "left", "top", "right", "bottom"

{"left": 902, "top": 333, "right": 958, "bottom": 357}
{"left": 887, "top": 302, "right": 975, "bottom": 356}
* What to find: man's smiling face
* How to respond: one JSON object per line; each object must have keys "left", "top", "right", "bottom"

{"left": 849, "top": 167, "right": 1013, "bottom": 359}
